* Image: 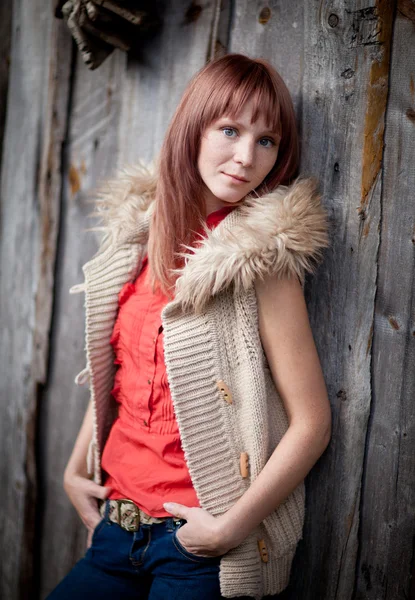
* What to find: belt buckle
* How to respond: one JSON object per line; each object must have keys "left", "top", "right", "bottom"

{"left": 117, "top": 499, "right": 140, "bottom": 532}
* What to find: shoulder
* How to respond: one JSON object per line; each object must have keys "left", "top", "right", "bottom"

{"left": 255, "top": 273, "right": 306, "bottom": 320}
{"left": 255, "top": 273, "right": 315, "bottom": 374}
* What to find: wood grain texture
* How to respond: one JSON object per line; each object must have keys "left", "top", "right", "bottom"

{"left": 355, "top": 9, "right": 415, "bottom": 599}
{"left": 0, "top": 1, "right": 72, "bottom": 598}
{"left": 38, "top": 46, "right": 127, "bottom": 598}
{"left": 294, "top": 2, "right": 396, "bottom": 599}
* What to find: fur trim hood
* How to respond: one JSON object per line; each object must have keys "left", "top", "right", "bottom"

{"left": 92, "top": 163, "right": 329, "bottom": 312}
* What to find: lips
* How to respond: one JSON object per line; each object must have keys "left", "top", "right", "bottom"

{"left": 223, "top": 172, "right": 249, "bottom": 183}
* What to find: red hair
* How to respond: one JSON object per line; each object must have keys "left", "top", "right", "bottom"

{"left": 148, "top": 53, "right": 299, "bottom": 296}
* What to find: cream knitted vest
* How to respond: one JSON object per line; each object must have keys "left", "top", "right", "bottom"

{"left": 71, "top": 165, "right": 329, "bottom": 599}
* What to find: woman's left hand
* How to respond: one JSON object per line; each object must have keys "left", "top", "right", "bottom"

{"left": 163, "top": 502, "right": 237, "bottom": 557}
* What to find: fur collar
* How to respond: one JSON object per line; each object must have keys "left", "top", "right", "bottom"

{"left": 92, "top": 163, "right": 329, "bottom": 312}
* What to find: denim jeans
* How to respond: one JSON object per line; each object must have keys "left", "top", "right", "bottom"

{"left": 46, "top": 501, "right": 279, "bottom": 599}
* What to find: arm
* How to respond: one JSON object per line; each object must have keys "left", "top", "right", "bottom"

{"left": 164, "top": 274, "right": 331, "bottom": 555}
{"left": 64, "top": 398, "right": 94, "bottom": 481}
{"left": 217, "top": 274, "right": 331, "bottom": 547}
{"left": 64, "top": 399, "right": 112, "bottom": 547}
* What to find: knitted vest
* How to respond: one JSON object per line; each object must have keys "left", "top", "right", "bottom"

{"left": 70, "top": 164, "right": 329, "bottom": 598}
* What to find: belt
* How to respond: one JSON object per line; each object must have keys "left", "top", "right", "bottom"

{"left": 99, "top": 499, "right": 182, "bottom": 532}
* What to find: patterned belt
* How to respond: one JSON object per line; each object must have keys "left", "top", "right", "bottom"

{"left": 99, "top": 499, "right": 181, "bottom": 532}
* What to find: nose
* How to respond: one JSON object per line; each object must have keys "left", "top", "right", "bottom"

{"left": 233, "top": 137, "right": 254, "bottom": 167}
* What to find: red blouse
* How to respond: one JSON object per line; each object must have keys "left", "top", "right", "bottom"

{"left": 101, "top": 205, "right": 235, "bottom": 516}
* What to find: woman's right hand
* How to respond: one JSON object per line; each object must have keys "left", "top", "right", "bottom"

{"left": 63, "top": 472, "right": 112, "bottom": 548}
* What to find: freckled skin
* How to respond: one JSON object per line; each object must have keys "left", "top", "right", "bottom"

{"left": 197, "top": 99, "right": 280, "bottom": 215}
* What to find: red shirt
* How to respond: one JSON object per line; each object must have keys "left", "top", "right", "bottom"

{"left": 101, "top": 205, "right": 235, "bottom": 516}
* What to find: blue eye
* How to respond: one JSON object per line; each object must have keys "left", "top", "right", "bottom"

{"left": 259, "top": 138, "right": 275, "bottom": 148}
{"left": 222, "top": 127, "right": 237, "bottom": 137}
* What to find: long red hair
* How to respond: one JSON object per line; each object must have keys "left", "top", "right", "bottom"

{"left": 148, "top": 53, "right": 299, "bottom": 297}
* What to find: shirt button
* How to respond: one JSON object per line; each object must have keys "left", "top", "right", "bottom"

{"left": 153, "top": 338, "right": 156, "bottom": 343}
{"left": 147, "top": 379, "right": 151, "bottom": 385}
{"left": 143, "top": 419, "right": 149, "bottom": 427}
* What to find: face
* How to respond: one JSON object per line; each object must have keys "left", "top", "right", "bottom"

{"left": 197, "top": 99, "right": 280, "bottom": 215}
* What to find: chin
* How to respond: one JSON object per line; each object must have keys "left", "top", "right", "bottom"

{"left": 212, "top": 188, "right": 246, "bottom": 204}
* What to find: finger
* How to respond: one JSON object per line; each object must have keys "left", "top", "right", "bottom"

{"left": 163, "top": 502, "right": 189, "bottom": 519}
{"left": 98, "top": 485, "right": 112, "bottom": 500}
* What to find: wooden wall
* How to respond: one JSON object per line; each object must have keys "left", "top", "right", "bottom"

{"left": 0, "top": 1, "right": 413, "bottom": 599}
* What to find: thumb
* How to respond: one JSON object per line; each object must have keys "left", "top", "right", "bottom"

{"left": 99, "top": 485, "right": 112, "bottom": 500}
{"left": 163, "top": 502, "right": 189, "bottom": 519}
{"left": 89, "top": 481, "right": 112, "bottom": 501}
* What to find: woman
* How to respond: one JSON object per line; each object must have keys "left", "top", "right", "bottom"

{"left": 49, "top": 54, "right": 331, "bottom": 600}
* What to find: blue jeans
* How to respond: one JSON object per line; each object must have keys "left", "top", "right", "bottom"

{"left": 46, "top": 502, "right": 278, "bottom": 599}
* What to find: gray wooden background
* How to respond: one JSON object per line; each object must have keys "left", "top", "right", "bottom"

{"left": 0, "top": 1, "right": 414, "bottom": 599}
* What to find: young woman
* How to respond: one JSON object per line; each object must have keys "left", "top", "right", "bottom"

{"left": 48, "top": 53, "right": 331, "bottom": 600}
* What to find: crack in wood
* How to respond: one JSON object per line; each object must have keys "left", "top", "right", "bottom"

{"left": 360, "top": 1, "right": 394, "bottom": 208}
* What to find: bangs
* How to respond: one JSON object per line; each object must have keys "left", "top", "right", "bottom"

{"left": 200, "top": 62, "right": 282, "bottom": 136}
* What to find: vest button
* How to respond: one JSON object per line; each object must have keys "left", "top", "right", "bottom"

{"left": 257, "top": 539, "right": 269, "bottom": 563}
{"left": 216, "top": 380, "right": 233, "bottom": 404}
{"left": 239, "top": 452, "right": 249, "bottom": 478}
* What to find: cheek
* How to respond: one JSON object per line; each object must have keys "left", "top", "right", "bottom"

{"left": 199, "top": 137, "right": 219, "bottom": 171}
{"left": 203, "top": 132, "right": 230, "bottom": 161}
{"left": 256, "top": 152, "right": 278, "bottom": 180}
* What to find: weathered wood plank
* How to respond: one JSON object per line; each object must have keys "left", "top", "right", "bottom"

{"left": 212, "top": 0, "right": 232, "bottom": 59}
{"left": 355, "top": 8, "right": 415, "bottom": 599}
{"left": 295, "top": 3, "right": 395, "bottom": 599}
{"left": 38, "top": 47, "right": 127, "bottom": 597}
{"left": 0, "top": 1, "right": 12, "bottom": 166}
{"left": 39, "top": 1, "right": 230, "bottom": 596}
{"left": 0, "top": 1, "right": 72, "bottom": 598}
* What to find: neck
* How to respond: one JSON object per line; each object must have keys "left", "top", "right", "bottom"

{"left": 203, "top": 189, "right": 244, "bottom": 217}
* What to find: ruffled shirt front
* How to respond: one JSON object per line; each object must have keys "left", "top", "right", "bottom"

{"left": 101, "top": 205, "right": 236, "bottom": 516}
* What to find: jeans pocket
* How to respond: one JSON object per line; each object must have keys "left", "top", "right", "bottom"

{"left": 172, "top": 526, "right": 221, "bottom": 563}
